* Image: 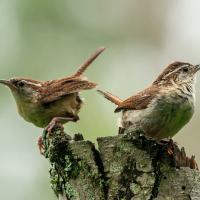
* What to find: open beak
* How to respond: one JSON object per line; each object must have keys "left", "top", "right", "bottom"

{"left": 194, "top": 65, "right": 200, "bottom": 73}
{"left": 0, "top": 79, "right": 15, "bottom": 89}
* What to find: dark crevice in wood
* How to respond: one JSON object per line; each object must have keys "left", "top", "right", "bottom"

{"left": 91, "top": 145, "right": 109, "bottom": 199}
{"left": 43, "top": 128, "right": 200, "bottom": 200}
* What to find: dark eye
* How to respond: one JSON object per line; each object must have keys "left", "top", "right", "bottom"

{"left": 182, "top": 67, "right": 189, "bottom": 72}
{"left": 17, "top": 81, "right": 25, "bottom": 87}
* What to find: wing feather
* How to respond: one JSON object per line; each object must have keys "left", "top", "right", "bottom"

{"left": 115, "top": 86, "right": 159, "bottom": 112}
{"left": 39, "top": 78, "right": 96, "bottom": 103}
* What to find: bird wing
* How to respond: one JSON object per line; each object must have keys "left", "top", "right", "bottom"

{"left": 115, "top": 86, "right": 159, "bottom": 112}
{"left": 39, "top": 77, "right": 96, "bottom": 103}
{"left": 37, "top": 47, "right": 105, "bottom": 103}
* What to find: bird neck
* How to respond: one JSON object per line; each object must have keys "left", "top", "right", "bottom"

{"left": 167, "top": 79, "right": 195, "bottom": 101}
{"left": 153, "top": 78, "right": 195, "bottom": 100}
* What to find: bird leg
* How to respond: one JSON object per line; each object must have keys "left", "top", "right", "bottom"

{"left": 45, "top": 116, "right": 79, "bottom": 136}
{"left": 37, "top": 135, "right": 45, "bottom": 155}
{"left": 158, "top": 138, "right": 176, "bottom": 155}
{"left": 37, "top": 116, "right": 79, "bottom": 155}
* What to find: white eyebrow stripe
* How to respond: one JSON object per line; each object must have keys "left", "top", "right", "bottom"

{"left": 26, "top": 81, "right": 42, "bottom": 87}
{"left": 164, "top": 64, "right": 189, "bottom": 78}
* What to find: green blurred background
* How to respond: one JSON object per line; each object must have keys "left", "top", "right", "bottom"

{"left": 0, "top": 0, "right": 200, "bottom": 199}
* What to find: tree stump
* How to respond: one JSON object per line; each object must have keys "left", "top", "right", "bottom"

{"left": 43, "top": 127, "right": 200, "bottom": 200}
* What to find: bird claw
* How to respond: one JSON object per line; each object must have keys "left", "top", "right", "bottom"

{"left": 37, "top": 136, "right": 45, "bottom": 155}
{"left": 45, "top": 120, "right": 64, "bottom": 137}
{"left": 158, "top": 138, "right": 177, "bottom": 156}
{"left": 167, "top": 148, "right": 174, "bottom": 155}
{"left": 39, "top": 116, "right": 79, "bottom": 155}
{"left": 45, "top": 116, "right": 79, "bottom": 137}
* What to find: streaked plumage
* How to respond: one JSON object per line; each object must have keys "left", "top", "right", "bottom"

{"left": 0, "top": 47, "right": 105, "bottom": 128}
{"left": 98, "top": 62, "right": 200, "bottom": 139}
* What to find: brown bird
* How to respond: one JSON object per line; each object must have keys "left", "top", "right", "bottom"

{"left": 98, "top": 62, "right": 200, "bottom": 139}
{"left": 0, "top": 47, "right": 105, "bottom": 153}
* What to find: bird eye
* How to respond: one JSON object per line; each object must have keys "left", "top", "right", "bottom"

{"left": 17, "top": 81, "right": 25, "bottom": 87}
{"left": 182, "top": 67, "right": 189, "bottom": 73}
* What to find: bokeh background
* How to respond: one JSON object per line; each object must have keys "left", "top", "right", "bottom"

{"left": 0, "top": 0, "right": 200, "bottom": 199}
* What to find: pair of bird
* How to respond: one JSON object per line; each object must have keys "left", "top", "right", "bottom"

{"left": 0, "top": 47, "right": 199, "bottom": 153}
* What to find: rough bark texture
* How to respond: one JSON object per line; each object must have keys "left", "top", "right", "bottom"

{"left": 43, "top": 128, "right": 200, "bottom": 200}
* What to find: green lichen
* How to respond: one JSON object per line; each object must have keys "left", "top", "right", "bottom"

{"left": 43, "top": 128, "right": 80, "bottom": 199}
{"left": 43, "top": 128, "right": 105, "bottom": 200}
{"left": 130, "top": 183, "right": 141, "bottom": 194}
{"left": 78, "top": 159, "right": 106, "bottom": 193}
{"left": 64, "top": 182, "right": 78, "bottom": 199}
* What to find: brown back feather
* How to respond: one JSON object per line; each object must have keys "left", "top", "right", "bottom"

{"left": 40, "top": 79, "right": 96, "bottom": 103}
{"left": 115, "top": 86, "right": 159, "bottom": 112}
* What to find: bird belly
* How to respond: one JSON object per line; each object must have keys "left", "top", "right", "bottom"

{"left": 17, "top": 93, "right": 83, "bottom": 128}
{"left": 121, "top": 96, "right": 194, "bottom": 139}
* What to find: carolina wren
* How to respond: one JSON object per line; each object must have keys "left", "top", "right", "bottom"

{"left": 0, "top": 47, "right": 105, "bottom": 153}
{"left": 98, "top": 62, "right": 200, "bottom": 139}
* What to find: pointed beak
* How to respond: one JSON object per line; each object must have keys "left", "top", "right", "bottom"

{"left": 0, "top": 79, "right": 15, "bottom": 89}
{"left": 194, "top": 65, "right": 200, "bottom": 73}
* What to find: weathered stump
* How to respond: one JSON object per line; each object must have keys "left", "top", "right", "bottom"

{"left": 43, "top": 128, "right": 200, "bottom": 200}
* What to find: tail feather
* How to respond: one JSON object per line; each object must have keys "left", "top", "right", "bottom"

{"left": 97, "top": 89, "right": 122, "bottom": 105}
{"left": 73, "top": 47, "right": 106, "bottom": 77}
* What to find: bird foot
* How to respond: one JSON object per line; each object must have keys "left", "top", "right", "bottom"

{"left": 37, "top": 135, "right": 45, "bottom": 155}
{"left": 45, "top": 116, "right": 79, "bottom": 137}
{"left": 45, "top": 119, "right": 64, "bottom": 137}
{"left": 38, "top": 116, "right": 79, "bottom": 155}
{"left": 159, "top": 138, "right": 176, "bottom": 156}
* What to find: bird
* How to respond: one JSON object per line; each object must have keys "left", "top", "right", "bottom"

{"left": 0, "top": 47, "right": 105, "bottom": 153}
{"left": 98, "top": 62, "right": 200, "bottom": 139}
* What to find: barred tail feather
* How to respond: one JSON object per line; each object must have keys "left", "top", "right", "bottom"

{"left": 73, "top": 47, "right": 106, "bottom": 77}
{"left": 97, "top": 90, "right": 122, "bottom": 105}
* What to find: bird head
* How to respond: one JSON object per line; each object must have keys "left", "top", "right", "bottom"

{"left": 153, "top": 62, "right": 200, "bottom": 86}
{"left": 0, "top": 78, "right": 42, "bottom": 103}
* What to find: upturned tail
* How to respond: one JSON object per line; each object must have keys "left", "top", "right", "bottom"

{"left": 97, "top": 90, "right": 123, "bottom": 105}
{"left": 72, "top": 47, "right": 106, "bottom": 77}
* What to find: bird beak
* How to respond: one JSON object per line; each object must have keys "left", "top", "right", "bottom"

{"left": 194, "top": 65, "right": 200, "bottom": 73}
{"left": 0, "top": 79, "right": 15, "bottom": 89}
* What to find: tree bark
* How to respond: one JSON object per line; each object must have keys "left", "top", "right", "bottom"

{"left": 43, "top": 128, "right": 200, "bottom": 200}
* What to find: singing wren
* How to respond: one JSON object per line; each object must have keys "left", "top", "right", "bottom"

{"left": 98, "top": 62, "right": 200, "bottom": 139}
{"left": 0, "top": 47, "right": 105, "bottom": 153}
